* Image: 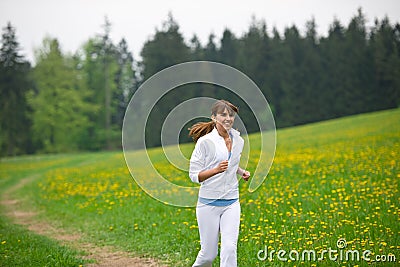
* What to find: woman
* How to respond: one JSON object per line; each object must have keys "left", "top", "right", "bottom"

{"left": 189, "top": 99, "right": 250, "bottom": 267}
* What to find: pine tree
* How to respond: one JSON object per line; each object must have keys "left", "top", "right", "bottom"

{"left": 189, "top": 34, "right": 204, "bottom": 60}
{"left": 301, "top": 18, "right": 324, "bottom": 122}
{"left": 266, "top": 27, "right": 285, "bottom": 124}
{"left": 320, "top": 18, "right": 348, "bottom": 118}
{"left": 0, "top": 22, "right": 32, "bottom": 156}
{"left": 81, "top": 17, "right": 120, "bottom": 150}
{"left": 342, "top": 8, "right": 374, "bottom": 115}
{"left": 114, "top": 38, "right": 136, "bottom": 129}
{"left": 370, "top": 17, "right": 400, "bottom": 110}
{"left": 219, "top": 29, "right": 238, "bottom": 66}
{"left": 140, "top": 13, "right": 190, "bottom": 80}
{"left": 279, "top": 25, "right": 303, "bottom": 126}
{"left": 138, "top": 13, "right": 191, "bottom": 147}
{"left": 203, "top": 33, "right": 218, "bottom": 61}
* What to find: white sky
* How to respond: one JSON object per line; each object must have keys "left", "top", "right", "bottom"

{"left": 1, "top": 0, "right": 399, "bottom": 64}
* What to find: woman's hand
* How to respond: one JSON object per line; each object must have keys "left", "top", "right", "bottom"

{"left": 242, "top": 170, "right": 250, "bottom": 181}
{"left": 215, "top": 160, "right": 229, "bottom": 174}
{"left": 237, "top": 167, "right": 250, "bottom": 181}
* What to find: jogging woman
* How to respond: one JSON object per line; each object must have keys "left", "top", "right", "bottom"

{"left": 189, "top": 99, "right": 250, "bottom": 267}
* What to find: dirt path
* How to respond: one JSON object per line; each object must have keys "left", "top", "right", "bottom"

{"left": 1, "top": 175, "right": 168, "bottom": 267}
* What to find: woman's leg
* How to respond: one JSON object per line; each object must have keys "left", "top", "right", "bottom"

{"left": 192, "top": 204, "right": 221, "bottom": 267}
{"left": 220, "top": 201, "right": 241, "bottom": 267}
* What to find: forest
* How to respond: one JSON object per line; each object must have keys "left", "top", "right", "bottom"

{"left": 1, "top": 9, "right": 399, "bottom": 156}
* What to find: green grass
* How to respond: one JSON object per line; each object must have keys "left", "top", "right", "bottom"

{"left": 0, "top": 216, "right": 86, "bottom": 267}
{"left": 1, "top": 109, "right": 399, "bottom": 266}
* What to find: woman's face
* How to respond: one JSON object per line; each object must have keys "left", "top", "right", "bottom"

{"left": 213, "top": 108, "right": 235, "bottom": 132}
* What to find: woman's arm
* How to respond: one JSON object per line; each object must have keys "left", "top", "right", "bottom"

{"left": 237, "top": 167, "right": 245, "bottom": 176}
{"left": 198, "top": 160, "right": 228, "bottom": 182}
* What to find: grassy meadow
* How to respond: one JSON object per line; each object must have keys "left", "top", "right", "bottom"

{"left": 0, "top": 109, "right": 399, "bottom": 266}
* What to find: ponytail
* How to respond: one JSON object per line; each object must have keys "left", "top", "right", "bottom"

{"left": 188, "top": 121, "right": 215, "bottom": 143}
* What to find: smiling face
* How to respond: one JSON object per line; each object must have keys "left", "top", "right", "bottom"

{"left": 210, "top": 100, "right": 239, "bottom": 134}
{"left": 213, "top": 108, "right": 236, "bottom": 132}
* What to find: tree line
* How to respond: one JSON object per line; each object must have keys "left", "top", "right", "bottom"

{"left": 1, "top": 9, "right": 399, "bottom": 156}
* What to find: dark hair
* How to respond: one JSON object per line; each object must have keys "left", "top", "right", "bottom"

{"left": 188, "top": 100, "right": 239, "bottom": 142}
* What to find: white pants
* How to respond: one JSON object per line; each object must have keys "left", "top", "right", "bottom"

{"left": 192, "top": 200, "right": 241, "bottom": 267}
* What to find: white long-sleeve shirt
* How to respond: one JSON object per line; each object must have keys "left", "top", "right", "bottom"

{"left": 189, "top": 127, "right": 244, "bottom": 199}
